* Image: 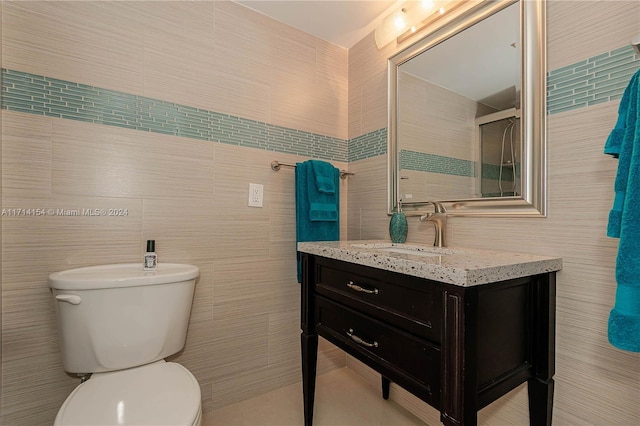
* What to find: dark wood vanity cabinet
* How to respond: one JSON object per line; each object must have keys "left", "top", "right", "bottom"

{"left": 300, "top": 253, "right": 556, "bottom": 426}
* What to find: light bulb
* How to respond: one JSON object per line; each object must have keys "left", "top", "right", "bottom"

{"left": 394, "top": 10, "right": 407, "bottom": 30}
{"left": 421, "top": 0, "right": 434, "bottom": 10}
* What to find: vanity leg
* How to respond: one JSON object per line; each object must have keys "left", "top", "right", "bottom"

{"left": 301, "top": 332, "right": 318, "bottom": 426}
{"left": 528, "top": 377, "right": 554, "bottom": 426}
{"left": 529, "top": 273, "right": 556, "bottom": 426}
{"left": 382, "top": 376, "right": 391, "bottom": 400}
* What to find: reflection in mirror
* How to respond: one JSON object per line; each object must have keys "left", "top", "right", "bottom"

{"left": 388, "top": 0, "right": 546, "bottom": 217}
{"left": 477, "top": 109, "right": 521, "bottom": 197}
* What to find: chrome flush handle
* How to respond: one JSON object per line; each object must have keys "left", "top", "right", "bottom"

{"left": 346, "top": 281, "right": 379, "bottom": 295}
{"left": 346, "top": 328, "right": 379, "bottom": 348}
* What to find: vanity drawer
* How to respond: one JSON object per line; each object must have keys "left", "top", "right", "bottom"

{"left": 314, "top": 257, "right": 442, "bottom": 343}
{"left": 315, "top": 296, "right": 440, "bottom": 403}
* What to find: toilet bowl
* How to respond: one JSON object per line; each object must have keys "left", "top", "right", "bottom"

{"left": 49, "top": 263, "right": 201, "bottom": 426}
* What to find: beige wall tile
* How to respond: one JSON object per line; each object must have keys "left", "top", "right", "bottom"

{"left": 267, "top": 310, "right": 301, "bottom": 367}
{"left": 399, "top": 74, "right": 477, "bottom": 160}
{"left": 142, "top": 198, "right": 217, "bottom": 260}
{"left": 1, "top": 351, "right": 78, "bottom": 425}
{"left": 211, "top": 0, "right": 349, "bottom": 138}
{"left": 209, "top": 311, "right": 270, "bottom": 378}
{"left": 348, "top": 83, "right": 364, "bottom": 139}
{"left": 316, "top": 39, "right": 348, "bottom": 87}
{"left": 400, "top": 170, "right": 475, "bottom": 204}
{"left": 174, "top": 319, "right": 217, "bottom": 384}
{"left": 52, "top": 119, "right": 215, "bottom": 199}
{"left": 139, "top": 2, "right": 224, "bottom": 113}
{"left": 209, "top": 360, "right": 301, "bottom": 411}
{"left": 2, "top": 1, "right": 144, "bottom": 95}
{"left": 187, "top": 261, "right": 215, "bottom": 325}
{"left": 269, "top": 34, "right": 347, "bottom": 138}
{"left": 2, "top": 112, "right": 52, "bottom": 197}
{"left": 346, "top": 155, "right": 390, "bottom": 241}
{"left": 547, "top": 0, "right": 640, "bottom": 70}
{"left": 361, "top": 70, "right": 389, "bottom": 136}
{"left": 2, "top": 195, "right": 143, "bottom": 283}
{"left": 212, "top": 258, "right": 298, "bottom": 318}
{"left": 348, "top": 32, "right": 395, "bottom": 139}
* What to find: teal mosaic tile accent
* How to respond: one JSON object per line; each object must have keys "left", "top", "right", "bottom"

{"left": 348, "top": 128, "right": 387, "bottom": 162}
{"left": 2, "top": 44, "right": 636, "bottom": 167}
{"left": 547, "top": 45, "right": 640, "bottom": 115}
{"left": 482, "top": 162, "right": 519, "bottom": 182}
{"left": 400, "top": 149, "right": 475, "bottom": 177}
{"left": 1, "top": 68, "right": 348, "bottom": 162}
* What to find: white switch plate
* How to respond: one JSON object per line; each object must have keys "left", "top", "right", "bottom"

{"left": 248, "top": 183, "right": 264, "bottom": 207}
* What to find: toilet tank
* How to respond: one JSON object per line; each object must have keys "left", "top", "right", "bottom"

{"left": 49, "top": 263, "right": 199, "bottom": 374}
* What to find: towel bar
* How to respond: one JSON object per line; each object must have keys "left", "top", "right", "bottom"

{"left": 271, "top": 160, "right": 354, "bottom": 179}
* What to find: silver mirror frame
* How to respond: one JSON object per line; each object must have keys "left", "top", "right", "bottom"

{"left": 388, "top": 0, "right": 546, "bottom": 217}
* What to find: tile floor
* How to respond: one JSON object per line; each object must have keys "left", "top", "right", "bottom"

{"left": 203, "top": 367, "right": 427, "bottom": 425}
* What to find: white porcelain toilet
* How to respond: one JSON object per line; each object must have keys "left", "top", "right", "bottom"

{"left": 49, "top": 263, "right": 202, "bottom": 426}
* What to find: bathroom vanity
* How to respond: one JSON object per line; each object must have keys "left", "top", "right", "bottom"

{"left": 298, "top": 241, "right": 562, "bottom": 426}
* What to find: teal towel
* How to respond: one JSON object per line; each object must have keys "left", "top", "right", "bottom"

{"left": 310, "top": 160, "right": 337, "bottom": 194}
{"left": 604, "top": 68, "right": 640, "bottom": 352}
{"left": 296, "top": 160, "right": 340, "bottom": 282}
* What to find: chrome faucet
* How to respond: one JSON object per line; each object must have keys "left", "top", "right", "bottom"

{"left": 419, "top": 201, "right": 447, "bottom": 248}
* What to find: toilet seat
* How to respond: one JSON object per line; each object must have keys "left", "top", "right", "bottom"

{"left": 54, "top": 361, "right": 201, "bottom": 426}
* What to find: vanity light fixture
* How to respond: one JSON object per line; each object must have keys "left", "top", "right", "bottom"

{"left": 375, "top": 0, "right": 469, "bottom": 49}
{"left": 375, "top": 4, "right": 410, "bottom": 49}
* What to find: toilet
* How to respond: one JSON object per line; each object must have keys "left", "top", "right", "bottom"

{"left": 49, "top": 263, "right": 202, "bottom": 426}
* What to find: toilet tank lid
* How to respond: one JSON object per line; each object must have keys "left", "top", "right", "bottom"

{"left": 49, "top": 263, "right": 199, "bottom": 290}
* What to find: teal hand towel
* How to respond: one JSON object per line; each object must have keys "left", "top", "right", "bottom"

{"left": 605, "top": 68, "right": 640, "bottom": 352}
{"left": 295, "top": 160, "right": 340, "bottom": 282}
{"left": 310, "top": 160, "right": 337, "bottom": 194}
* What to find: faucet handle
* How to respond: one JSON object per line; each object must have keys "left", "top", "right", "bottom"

{"left": 426, "top": 200, "right": 446, "bottom": 213}
{"left": 419, "top": 212, "right": 433, "bottom": 222}
{"left": 420, "top": 202, "right": 447, "bottom": 248}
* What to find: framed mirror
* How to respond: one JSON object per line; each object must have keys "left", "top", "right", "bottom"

{"left": 388, "top": 0, "right": 546, "bottom": 217}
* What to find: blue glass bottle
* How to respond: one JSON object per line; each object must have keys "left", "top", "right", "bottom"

{"left": 389, "top": 201, "right": 408, "bottom": 243}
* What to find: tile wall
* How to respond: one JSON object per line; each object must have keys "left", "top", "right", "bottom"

{"left": 347, "top": 1, "right": 640, "bottom": 425}
{"left": 0, "top": 1, "right": 348, "bottom": 424}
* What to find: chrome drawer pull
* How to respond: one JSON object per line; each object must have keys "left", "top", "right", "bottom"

{"left": 346, "top": 281, "right": 379, "bottom": 295}
{"left": 347, "top": 328, "right": 379, "bottom": 348}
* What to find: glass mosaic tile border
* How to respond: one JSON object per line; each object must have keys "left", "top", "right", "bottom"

{"left": 547, "top": 45, "right": 639, "bottom": 115}
{"left": 347, "top": 128, "right": 387, "bottom": 162}
{"left": 0, "top": 68, "right": 348, "bottom": 163}
{"left": 482, "top": 162, "right": 518, "bottom": 182}
{"left": 400, "top": 149, "right": 475, "bottom": 177}
{"left": 2, "top": 45, "right": 637, "bottom": 165}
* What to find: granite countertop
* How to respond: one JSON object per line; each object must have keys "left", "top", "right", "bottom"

{"left": 297, "top": 240, "right": 562, "bottom": 287}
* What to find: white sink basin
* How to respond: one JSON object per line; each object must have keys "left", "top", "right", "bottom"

{"left": 350, "top": 243, "right": 458, "bottom": 257}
